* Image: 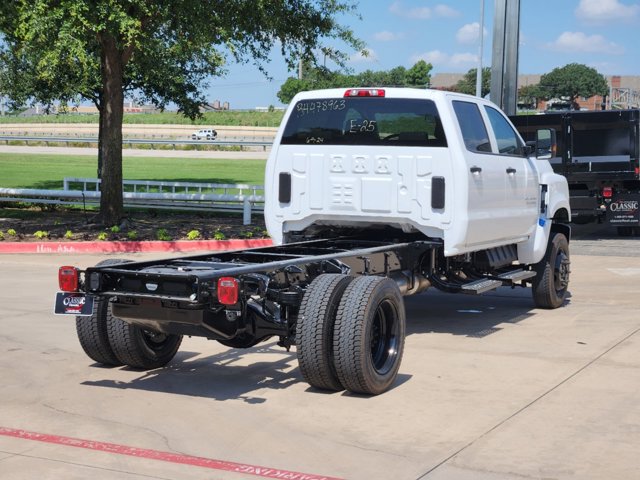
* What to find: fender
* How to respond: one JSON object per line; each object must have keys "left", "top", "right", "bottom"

{"left": 517, "top": 169, "right": 571, "bottom": 265}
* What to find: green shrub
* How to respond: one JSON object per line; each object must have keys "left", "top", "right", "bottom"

{"left": 7, "top": 229, "right": 17, "bottom": 236}
{"left": 64, "top": 230, "right": 73, "bottom": 239}
{"left": 186, "top": 229, "right": 201, "bottom": 240}
{"left": 0, "top": 231, "right": 4, "bottom": 240}
{"left": 110, "top": 225, "right": 120, "bottom": 233}
{"left": 33, "top": 230, "right": 49, "bottom": 239}
{"left": 127, "top": 230, "right": 138, "bottom": 240}
{"left": 156, "top": 228, "right": 171, "bottom": 241}
{"left": 212, "top": 230, "right": 226, "bottom": 240}
{"left": 97, "top": 232, "right": 108, "bottom": 241}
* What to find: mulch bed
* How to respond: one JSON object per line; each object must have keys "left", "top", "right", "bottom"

{"left": 0, "top": 206, "right": 268, "bottom": 243}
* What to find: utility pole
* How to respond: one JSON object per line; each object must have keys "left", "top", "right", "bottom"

{"left": 475, "top": 0, "right": 485, "bottom": 98}
{"left": 490, "top": 0, "right": 520, "bottom": 115}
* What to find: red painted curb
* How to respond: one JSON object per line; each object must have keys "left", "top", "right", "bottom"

{"left": 0, "top": 238, "right": 273, "bottom": 254}
{"left": 0, "top": 427, "right": 341, "bottom": 480}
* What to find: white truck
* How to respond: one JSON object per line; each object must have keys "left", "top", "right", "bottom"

{"left": 56, "top": 88, "right": 571, "bottom": 395}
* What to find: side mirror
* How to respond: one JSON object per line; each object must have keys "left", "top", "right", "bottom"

{"left": 535, "top": 128, "right": 556, "bottom": 159}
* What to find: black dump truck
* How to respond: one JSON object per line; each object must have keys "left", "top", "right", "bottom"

{"left": 511, "top": 109, "right": 640, "bottom": 235}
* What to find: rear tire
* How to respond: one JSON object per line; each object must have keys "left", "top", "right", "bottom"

{"left": 296, "top": 274, "right": 353, "bottom": 392}
{"left": 107, "top": 318, "right": 182, "bottom": 369}
{"left": 75, "top": 258, "right": 132, "bottom": 366}
{"left": 532, "top": 232, "right": 570, "bottom": 309}
{"left": 75, "top": 298, "right": 122, "bottom": 366}
{"left": 333, "top": 277, "right": 406, "bottom": 395}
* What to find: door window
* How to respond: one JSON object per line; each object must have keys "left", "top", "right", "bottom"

{"left": 485, "top": 106, "right": 525, "bottom": 156}
{"left": 452, "top": 101, "right": 492, "bottom": 153}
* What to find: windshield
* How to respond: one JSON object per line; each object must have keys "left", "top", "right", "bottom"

{"left": 281, "top": 97, "right": 447, "bottom": 147}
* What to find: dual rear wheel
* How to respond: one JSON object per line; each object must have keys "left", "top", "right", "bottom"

{"left": 75, "top": 259, "right": 182, "bottom": 369}
{"left": 296, "top": 274, "right": 406, "bottom": 395}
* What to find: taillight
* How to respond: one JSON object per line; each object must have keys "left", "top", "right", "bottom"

{"left": 59, "top": 266, "right": 79, "bottom": 292}
{"left": 217, "top": 277, "right": 239, "bottom": 305}
{"left": 603, "top": 187, "right": 613, "bottom": 198}
{"left": 344, "top": 88, "right": 385, "bottom": 97}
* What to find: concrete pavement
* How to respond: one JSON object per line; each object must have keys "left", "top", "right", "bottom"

{"left": 0, "top": 238, "right": 638, "bottom": 479}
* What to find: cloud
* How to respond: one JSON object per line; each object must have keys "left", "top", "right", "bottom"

{"left": 389, "top": 1, "right": 460, "bottom": 19}
{"left": 434, "top": 4, "right": 460, "bottom": 18}
{"left": 373, "top": 30, "right": 404, "bottom": 42}
{"left": 350, "top": 48, "right": 378, "bottom": 63}
{"left": 548, "top": 31, "right": 622, "bottom": 54}
{"left": 450, "top": 53, "right": 479, "bottom": 66}
{"left": 411, "top": 50, "right": 478, "bottom": 70}
{"left": 576, "top": 0, "right": 639, "bottom": 23}
{"left": 456, "top": 22, "right": 487, "bottom": 44}
{"left": 389, "top": 1, "right": 431, "bottom": 18}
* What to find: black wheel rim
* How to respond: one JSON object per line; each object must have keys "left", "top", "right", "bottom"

{"left": 141, "top": 330, "right": 170, "bottom": 352}
{"left": 554, "top": 249, "right": 571, "bottom": 294}
{"left": 369, "top": 299, "right": 400, "bottom": 375}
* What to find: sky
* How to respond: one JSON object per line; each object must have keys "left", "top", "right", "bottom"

{"left": 207, "top": 0, "right": 640, "bottom": 109}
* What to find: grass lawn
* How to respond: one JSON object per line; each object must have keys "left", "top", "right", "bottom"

{"left": 0, "top": 110, "right": 284, "bottom": 127}
{"left": 0, "top": 153, "right": 266, "bottom": 189}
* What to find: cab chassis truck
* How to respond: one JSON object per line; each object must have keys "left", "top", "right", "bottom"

{"left": 56, "top": 88, "right": 571, "bottom": 395}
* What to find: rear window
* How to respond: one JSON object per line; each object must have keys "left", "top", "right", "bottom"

{"left": 281, "top": 98, "right": 447, "bottom": 147}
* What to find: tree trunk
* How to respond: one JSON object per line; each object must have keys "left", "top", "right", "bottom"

{"left": 97, "top": 100, "right": 104, "bottom": 179}
{"left": 98, "top": 34, "right": 124, "bottom": 226}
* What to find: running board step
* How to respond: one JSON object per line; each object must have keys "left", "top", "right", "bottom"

{"left": 460, "top": 269, "right": 537, "bottom": 295}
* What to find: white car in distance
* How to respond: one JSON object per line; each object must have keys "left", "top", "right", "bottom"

{"left": 191, "top": 128, "right": 217, "bottom": 140}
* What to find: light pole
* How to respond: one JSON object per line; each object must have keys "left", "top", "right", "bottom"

{"left": 475, "top": 0, "right": 485, "bottom": 98}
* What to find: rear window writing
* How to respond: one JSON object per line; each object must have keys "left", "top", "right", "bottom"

{"left": 281, "top": 98, "right": 447, "bottom": 147}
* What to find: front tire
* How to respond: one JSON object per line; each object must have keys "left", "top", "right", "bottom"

{"left": 532, "top": 232, "right": 571, "bottom": 309}
{"left": 333, "top": 277, "right": 406, "bottom": 395}
{"left": 296, "top": 274, "right": 353, "bottom": 392}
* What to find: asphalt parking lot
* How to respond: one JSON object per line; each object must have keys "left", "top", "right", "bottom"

{"left": 0, "top": 226, "right": 638, "bottom": 480}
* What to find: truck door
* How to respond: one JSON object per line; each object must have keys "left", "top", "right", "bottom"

{"left": 483, "top": 105, "right": 539, "bottom": 236}
{"left": 452, "top": 100, "right": 537, "bottom": 247}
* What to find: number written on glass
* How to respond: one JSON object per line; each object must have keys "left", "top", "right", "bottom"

{"left": 295, "top": 99, "right": 346, "bottom": 116}
{"left": 349, "top": 119, "right": 377, "bottom": 133}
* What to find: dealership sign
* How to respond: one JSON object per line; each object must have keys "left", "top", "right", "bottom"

{"left": 607, "top": 195, "right": 640, "bottom": 226}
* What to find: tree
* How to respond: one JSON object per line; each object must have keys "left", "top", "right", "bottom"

{"left": 0, "top": 1, "right": 362, "bottom": 225}
{"left": 518, "top": 84, "right": 544, "bottom": 109}
{"left": 277, "top": 61, "right": 432, "bottom": 104}
{"left": 454, "top": 67, "right": 491, "bottom": 97}
{"left": 538, "top": 63, "right": 608, "bottom": 106}
{"left": 406, "top": 60, "right": 432, "bottom": 87}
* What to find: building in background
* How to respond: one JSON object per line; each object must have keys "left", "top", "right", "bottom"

{"left": 431, "top": 73, "right": 640, "bottom": 111}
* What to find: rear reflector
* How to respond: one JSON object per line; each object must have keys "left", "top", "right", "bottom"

{"left": 217, "top": 277, "right": 239, "bottom": 305}
{"left": 603, "top": 187, "right": 613, "bottom": 198}
{"left": 344, "top": 88, "right": 385, "bottom": 97}
{"left": 59, "top": 266, "right": 79, "bottom": 292}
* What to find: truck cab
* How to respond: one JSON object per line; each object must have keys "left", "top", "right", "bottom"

{"left": 265, "top": 88, "right": 569, "bottom": 263}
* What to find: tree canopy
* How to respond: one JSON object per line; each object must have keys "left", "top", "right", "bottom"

{"left": 0, "top": 0, "right": 362, "bottom": 225}
{"left": 452, "top": 67, "right": 491, "bottom": 97}
{"left": 538, "top": 63, "right": 608, "bottom": 105}
{"left": 277, "top": 60, "right": 433, "bottom": 103}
